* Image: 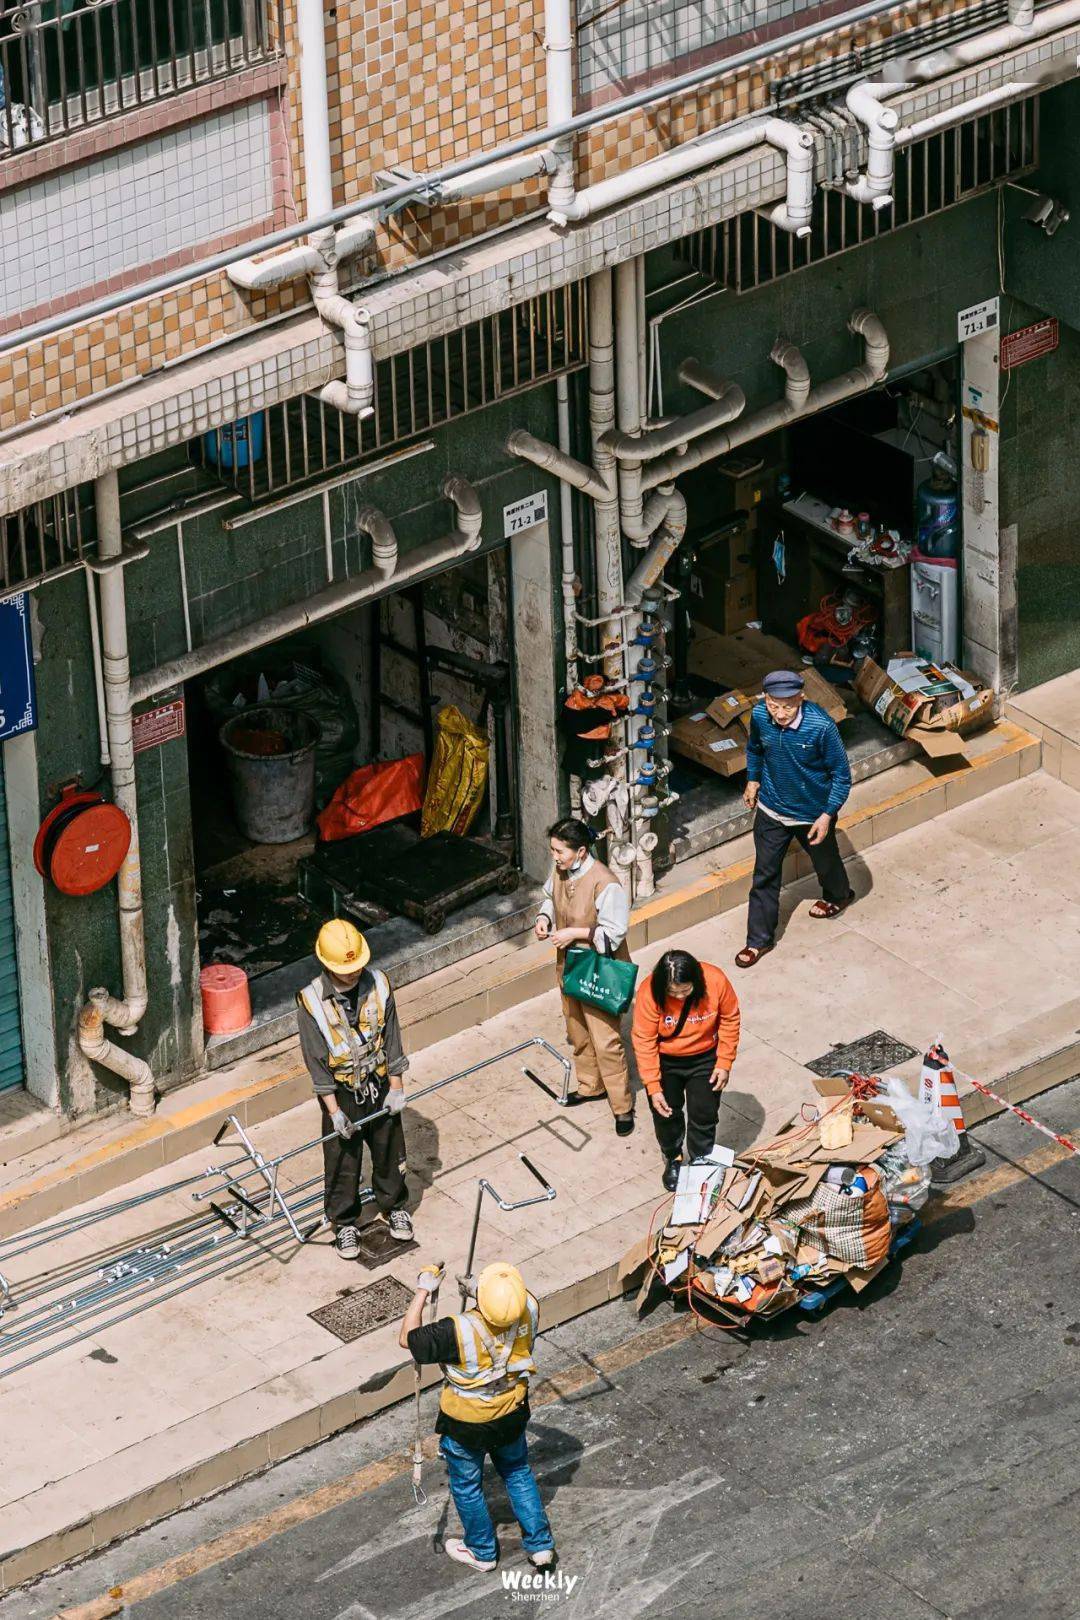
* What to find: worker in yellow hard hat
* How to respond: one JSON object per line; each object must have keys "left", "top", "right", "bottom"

{"left": 400, "top": 1260, "right": 556, "bottom": 1574}
{"left": 297, "top": 919, "right": 413, "bottom": 1257}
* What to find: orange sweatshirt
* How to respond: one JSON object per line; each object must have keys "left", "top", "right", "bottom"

{"left": 631, "top": 963, "right": 741, "bottom": 1095}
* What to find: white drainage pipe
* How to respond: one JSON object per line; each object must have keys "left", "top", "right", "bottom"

{"left": 843, "top": 83, "right": 903, "bottom": 209}
{"left": 544, "top": 0, "right": 577, "bottom": 217}
{"left": 761, "top": 121, "right": 816, "bottom": 236}
{"left": 78, "top": 471, "right": 153, "bottom": 1116}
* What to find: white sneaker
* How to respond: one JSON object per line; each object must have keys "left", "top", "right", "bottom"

{"left": 529, "top": 1549, "right": 557, "bottom": 1569}
{"left": 444, "top": 1537, "right": 496, "bottom": 1573}
{"left": 334, "top": 1225, "right": 360, "bottom": 1260}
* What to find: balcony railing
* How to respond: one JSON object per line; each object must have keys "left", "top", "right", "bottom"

{"left": 0, "top": 0, "right": 272, "bottom": 153}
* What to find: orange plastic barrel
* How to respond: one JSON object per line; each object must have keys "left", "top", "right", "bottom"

{"left": 199, "top": 964, "right": 252, "bottom": 1035}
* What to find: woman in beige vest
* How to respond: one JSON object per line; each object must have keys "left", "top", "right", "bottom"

{"left": 534, "top": 818, "right": 635, "bottom": 1135}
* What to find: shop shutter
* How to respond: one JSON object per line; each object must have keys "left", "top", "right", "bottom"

{"left": 0, "top": 761, "right": 25, "bottom": 1092}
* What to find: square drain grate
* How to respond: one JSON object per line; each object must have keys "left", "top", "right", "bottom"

{"left": 805, "top": 1030, "right": 919, "bottom": 1078}
{"left": 310, "top": 1276, "right": 415, "bottom": 1343}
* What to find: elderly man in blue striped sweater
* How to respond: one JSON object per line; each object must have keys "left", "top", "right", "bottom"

{"left": 735, "top": 670, "right": 853, "bottom": 969}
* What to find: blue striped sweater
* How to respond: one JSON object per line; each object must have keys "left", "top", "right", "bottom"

{"left": 745, "top": 700, "right": 851, "bottom": 822}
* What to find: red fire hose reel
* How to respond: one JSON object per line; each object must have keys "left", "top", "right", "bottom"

{"left": 33, "top": 786, "right": 131, "bottom": 896}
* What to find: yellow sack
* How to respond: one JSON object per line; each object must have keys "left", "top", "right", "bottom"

{"left": 420, "top": 706, "right": 489, "bottom": 837}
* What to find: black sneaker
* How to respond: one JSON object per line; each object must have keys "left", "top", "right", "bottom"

{"left": 662, "top": 1158, "right": 681, "bottom": 1193}
{"left": 929, "top": 1138, "right": 986, "bottom": 1186}
{"left": 335, "top": 1225, "right": 360, "bottom": 1260}
{"left": 614, "top": 1111, "right": 636, "bottom": 1137}
{"left": 386, "top": 1208, "right": 414, "bottom": 1242}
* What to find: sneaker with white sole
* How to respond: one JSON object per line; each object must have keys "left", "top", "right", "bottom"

{"left": 335, "top": 1225, "right": 360, "bottom": 1260}
{"left": 444, "top": 1537, "right": 496, "bottom": 1573}
{"left": 386, "top": 1208, "right": 414, "bottom": 1242}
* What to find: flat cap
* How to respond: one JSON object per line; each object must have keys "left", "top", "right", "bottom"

{"left": 762, "top": 669, "right": 805, "bottom": 697}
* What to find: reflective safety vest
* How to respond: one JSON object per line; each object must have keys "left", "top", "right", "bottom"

{"left": 299, "top": 971, "right": 390, "bottom": 1089}
{"left": 439, "top": 1296, "right": 539, "bottom": 1425}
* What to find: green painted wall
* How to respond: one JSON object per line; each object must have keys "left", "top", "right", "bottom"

{"left": 646, "top": 192, "right": 1000, "bottom": 419}
{"left": 38, "top": 385, "right": 564, "bottom": 1113}
{"left": 1000, "top": 79, "right": 1080, "bottom": 691}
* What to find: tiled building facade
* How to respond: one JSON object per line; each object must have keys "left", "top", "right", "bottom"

{"left": 2, "top": 0, "right": 1079, "bottom": 1118}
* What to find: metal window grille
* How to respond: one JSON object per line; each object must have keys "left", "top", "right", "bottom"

{"left": 1, "top": 483, "right": 92, "bottom": 597}
{"left": 195, "top": 280, "right": 589, "bottom": 506}
{"left": 678, "top": 99, "right": 1038, "bottom": 295}
{"left": 0, "top": 0, "right": 270, "bottom": 153}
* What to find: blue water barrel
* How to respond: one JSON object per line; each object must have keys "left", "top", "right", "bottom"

{"left": 203, "top": 413, "right": 266, "bottom": 469}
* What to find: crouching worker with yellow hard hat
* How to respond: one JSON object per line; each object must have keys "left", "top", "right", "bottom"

{"left": 399, "top": 1261, "right": 557, "bottom": 1575}
{"left": 297, "top": 919, "right": 413, "bottom": 1258}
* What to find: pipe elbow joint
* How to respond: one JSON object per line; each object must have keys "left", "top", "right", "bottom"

{"left": 443, "top": 476, "right": 484, "bottom": 550}
{"left": 356, "top": 507, "right": 399, "bottom": 578}
{"left": 848, "top": 309, "right": 890, "bottom": 378}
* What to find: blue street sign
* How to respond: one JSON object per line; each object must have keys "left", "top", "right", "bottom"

{"left": 0, "top": 594, "right": 38, "bottom": 742}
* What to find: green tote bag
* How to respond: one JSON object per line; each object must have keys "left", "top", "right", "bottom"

{"left": 562, "top": 942, "right": 639, "bottom": 1017}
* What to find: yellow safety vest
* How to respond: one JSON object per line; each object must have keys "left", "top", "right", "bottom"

{"left": 299, "top": 971, "right": 390, "bottom": 1088}
{"left": 439, "top": 1296, "right": 539, "bottom": 1425}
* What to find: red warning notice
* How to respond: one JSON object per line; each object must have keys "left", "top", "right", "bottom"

{"left": 133, "top": 698, "right": 186, "bottom": 754}
{"left": 1000, "top": 317, "right": 1059, "bottom": 370}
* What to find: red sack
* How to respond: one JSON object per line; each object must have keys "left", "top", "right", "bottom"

{"left": 316, "top": 754, "right": 425, "bottom": 842}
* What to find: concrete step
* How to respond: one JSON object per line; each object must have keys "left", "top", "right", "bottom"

{"left": 1007, "top": 670, "right": 1080, "bottom": 791}
{"left": 0, "top": 718, "right": 1041, "bottom": 1240}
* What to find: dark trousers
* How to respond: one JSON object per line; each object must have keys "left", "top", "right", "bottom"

{"left": 746, "top": 812, "right": 850, "bottom": 949}
{"left": 650, "top": 1050, "right": 721, "bottom": 1164}
{"left": 322, "top": 1081, "right": 407, "bottom": 1226}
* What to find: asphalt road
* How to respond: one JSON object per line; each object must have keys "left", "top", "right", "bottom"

{"left": 8, "top": 1079, "right": 1080, "bottom": 1620}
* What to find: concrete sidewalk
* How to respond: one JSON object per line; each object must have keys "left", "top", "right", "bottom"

{"left": 3, "top": 765, "right": 1080, "bottom": 1591}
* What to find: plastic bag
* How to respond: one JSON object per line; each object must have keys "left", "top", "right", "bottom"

{"left": 877, "top": 1074, "right": 959, "bottom": 1167}
{"left": 316, "top": 754, "right": 425, "bottom": 842}
{"left": 420, "top": 706, "right": 489, "bottom": 837}
{"left": 876, "top": 1142, "right": 931, "bottom": 1219}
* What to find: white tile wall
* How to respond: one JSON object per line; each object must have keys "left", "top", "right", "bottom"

{"left": 0, "top": 101, "right": 273, "bottom": 323}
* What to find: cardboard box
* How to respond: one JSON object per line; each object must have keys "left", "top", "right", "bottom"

{"left": 670, "top": 708, "right": 747, "bottom": 776}
{"left": 854, "top": 656, "right": 995, "bottom": 761}
{"left": 813, "top": 1076, "right": 903, "bottom": 1134}
{"left": 715, "top": 453, "right": 781, "bottom": 520}
{"left": 689, "top": 562, "right": 758, "bottom": 635}
{"left": 694, "top": 525, "right": 756, "bottom": 576}
{"left": 687, "top": 628, "right": 849, "bottom": 725}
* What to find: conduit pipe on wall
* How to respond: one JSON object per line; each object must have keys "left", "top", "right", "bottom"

{"left": 544, "top": 0, "right": 577, "bottom": 216}
{"left": 437, "top": 149, "right": 556, "bottom": 203}
{"left": 549, "top": 116, "right": 813, "bottom": 229}
{"left": 601, "top": 376, "right": 746, "bottom": 461}
{"left": 130, "top": 478, "right": 483, "bottom": 703}
{"left": 504, "top": 430, "right": 610, "bottom": 501}
{"left": 79, "top": 471, "right": 154, "bottom": 1117}
{"left": 642, "top": 311, "right": 887, "bottom": 490}
{"left": 555, "top": 375, "right": 579, "bottom": 697}
{"left": 897, "top": 79, "right": 1042, "bottom": 143}
{"left": 843, "top": 83, "right": 903, "bottom": 209}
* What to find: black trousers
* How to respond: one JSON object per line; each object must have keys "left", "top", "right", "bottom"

{"left": 323, "top": 1080, "right": 408, "bottom": 1226}
{"left": 746, "top": 812, "right": 850, "bottom": 949}
{"left": 650, "top": 1050, "right": 721, "bottom": 1164}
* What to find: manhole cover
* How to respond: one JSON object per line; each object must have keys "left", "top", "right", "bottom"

{"left": 805, "top": 1030, "right": 919, "bottom": 1078}
{"left": 310, "top": 1276, "right": 415, "bottom": 1342}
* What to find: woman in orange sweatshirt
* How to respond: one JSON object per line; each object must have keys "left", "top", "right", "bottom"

{"left": 631, "top": 949, "right": 741, "bottom": 1190}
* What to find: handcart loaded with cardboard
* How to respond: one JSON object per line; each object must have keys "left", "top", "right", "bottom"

{"left": 621, "top": 1055, "right": 962, "bottom": 1327}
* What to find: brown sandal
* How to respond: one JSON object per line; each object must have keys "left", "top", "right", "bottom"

{"left": 735, "top": 945, "right": 773, "bottom": 969}
{"left": 809, "top": 891, "right": 856, "bottom": 920}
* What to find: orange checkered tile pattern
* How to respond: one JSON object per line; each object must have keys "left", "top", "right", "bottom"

{"left": 0, "top": 0, "right": 965, "bottom": 432}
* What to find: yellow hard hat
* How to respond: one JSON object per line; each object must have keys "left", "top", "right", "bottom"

{"left": 476, "top": 1262, "right": 527, "bottom": 1330}
{"left": 315, "top": 918, "right": 370, "bottom": 975}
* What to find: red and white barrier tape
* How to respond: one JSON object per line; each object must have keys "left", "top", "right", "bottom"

{"left": 957, "top": 1072, "right": 1080, "bottom": 1159}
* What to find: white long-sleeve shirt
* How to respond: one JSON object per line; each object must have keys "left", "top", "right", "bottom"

{"left": 535, "top": 854, "right": 629, "bottom": 952}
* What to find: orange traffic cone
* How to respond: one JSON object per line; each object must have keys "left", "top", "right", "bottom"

{"left": 920, "top": 1040, "right": 985, "bottom": 1184}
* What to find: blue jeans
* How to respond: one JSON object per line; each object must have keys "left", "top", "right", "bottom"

{"left": 439, "top": 1430, "right": 555, "bottom": 1564}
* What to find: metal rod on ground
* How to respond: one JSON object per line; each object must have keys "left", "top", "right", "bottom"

{"left": 460, "top": 1156, "right": 557, "bottom": 1307}
{"left": 0, "top": 1191, "right": 333, "bottom": 1380}
{"left": 0, "top": 1037, "right": 571, "bottom": 1262}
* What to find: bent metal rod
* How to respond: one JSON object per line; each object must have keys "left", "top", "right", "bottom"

{"left": 0, "top": 1036, "right": 570, "bottom": 1374}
